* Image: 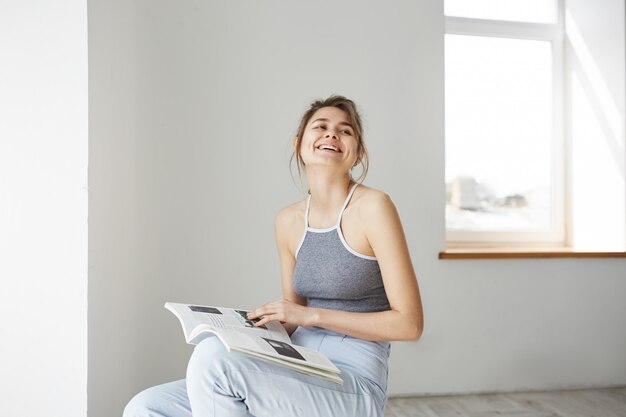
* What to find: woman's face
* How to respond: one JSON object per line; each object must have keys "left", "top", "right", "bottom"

{"left": 299, "top": 106, "right": 359, "bottom": 172}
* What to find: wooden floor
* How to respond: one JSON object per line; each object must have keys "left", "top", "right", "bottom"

{"left": 385, "top": 387, "right": 626, "bottom": 417}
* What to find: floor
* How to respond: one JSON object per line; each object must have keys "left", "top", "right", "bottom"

{"left": 385, "top": 387, "right": 626, "bottom": 417}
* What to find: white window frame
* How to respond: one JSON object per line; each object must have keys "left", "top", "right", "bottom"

{"left": 445, "top": 0, "right": 567, "bottom": 247}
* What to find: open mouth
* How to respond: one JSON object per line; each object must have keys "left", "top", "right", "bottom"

{"left": 317, "top": 144, "right": 341, "bottom": 153}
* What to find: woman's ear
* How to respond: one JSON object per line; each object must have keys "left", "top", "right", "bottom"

{"left": 292, "top": 136, "right": 299, "bottom": 151}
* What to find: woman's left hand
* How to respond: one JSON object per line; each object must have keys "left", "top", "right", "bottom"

{"left": 247, "top": 299, "right": 315, "bottom": 328}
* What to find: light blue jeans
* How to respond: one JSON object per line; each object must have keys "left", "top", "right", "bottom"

{"left": 123, "top": 326, "right": 390, "bottom": 417}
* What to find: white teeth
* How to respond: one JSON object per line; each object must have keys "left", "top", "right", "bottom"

{"left": 319, "top": 145, "right": 339, "bottom": 152}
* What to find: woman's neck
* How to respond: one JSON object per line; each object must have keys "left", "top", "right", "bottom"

{"left": 306, "top": 169, "right": 353, "bottom": 212}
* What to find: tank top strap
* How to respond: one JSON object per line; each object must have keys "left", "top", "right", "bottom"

{"left": 336, "top": 183, "right": 359, "bottom": 226}
{"left": 304, "top": 194, "right": 312, "bottom": 228}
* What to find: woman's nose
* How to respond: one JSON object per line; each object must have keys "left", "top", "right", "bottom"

{"left": 325, "top": 131, "right": 338, "bottom": 139}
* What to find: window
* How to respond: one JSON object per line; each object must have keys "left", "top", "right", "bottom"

{"left": 444, "top": 0, "right": 565, "bottom": 247}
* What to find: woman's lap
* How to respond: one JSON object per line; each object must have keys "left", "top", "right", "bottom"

{"left": 124, "top": 331, "right": 388, "bottom": 417}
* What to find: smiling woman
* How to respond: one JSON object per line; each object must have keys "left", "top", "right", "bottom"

{"left": 124, "top": 95, "right": 423, "bottom": 417}
{"left": 291, "top": 96, "right": 370, "bottom": 184}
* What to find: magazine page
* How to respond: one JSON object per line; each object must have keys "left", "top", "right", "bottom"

{"left": 236, "top": 350, "right": 343, "bottom": 384}
{"left": 216, "top": 328, "right": 341, "bottom": 375}
{"left": 165, "top": 302, "right": 290, "bottom": 344}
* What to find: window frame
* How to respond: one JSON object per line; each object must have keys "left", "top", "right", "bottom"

{"left": 444, "top": 1, "right": 568, "bottom": 248}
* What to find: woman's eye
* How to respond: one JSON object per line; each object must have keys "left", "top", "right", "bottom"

{"left": 342, "top": 130, "right": 352, "bottom": 135}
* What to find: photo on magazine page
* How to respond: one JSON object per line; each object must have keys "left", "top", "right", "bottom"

{"left": 188, "top": 305, "right": 222, "bottom": 315}
{"left": 261, "top": 337, "right": 306, "bottom": 361}
{"left": 234, "top": 309, "right": 268, "bottom": 329}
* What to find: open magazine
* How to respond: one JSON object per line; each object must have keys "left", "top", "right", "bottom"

{"left": 164, "top": 302, "right": 342, "bottom": 384}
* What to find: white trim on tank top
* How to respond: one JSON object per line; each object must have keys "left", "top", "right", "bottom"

{"left": 294, "top": 183, "right": 377, "bottom": 261}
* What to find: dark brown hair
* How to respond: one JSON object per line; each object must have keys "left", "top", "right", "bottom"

{"left": 291, "top": 95, "right": 369, "bottom": 187}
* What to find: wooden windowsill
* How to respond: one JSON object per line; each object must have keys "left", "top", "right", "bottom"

{"left": 440, "top": 247, "right": 626, "bottom": 259}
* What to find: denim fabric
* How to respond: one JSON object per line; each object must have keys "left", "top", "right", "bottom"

{"left": 123, "top": 327, "right": 389, "bottom": 417}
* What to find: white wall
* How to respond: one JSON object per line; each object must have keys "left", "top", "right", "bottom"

{"left": 0, "top": 1, "right": 88, "bottom": 416}
{"left": 567, "top": 0, "right": 626, "bottom": 250}
{"left": 89, "top": 1, "right": 626, "bottom": 417}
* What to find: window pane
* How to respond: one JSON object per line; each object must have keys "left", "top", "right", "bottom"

{"left": 445, "top": 0, "right": 557, "bottom": 24}
{"left": 445, "top": 35, "right": 554, "bottom": 232}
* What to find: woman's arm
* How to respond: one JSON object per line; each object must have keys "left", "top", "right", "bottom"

{"left": 249, "top": 193, "right": 423, "bottom": 342}
{"left": 274, "top": 205, "right": 307, "bottom": 336}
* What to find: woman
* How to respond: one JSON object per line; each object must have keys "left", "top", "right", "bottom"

{"left": 124, "top": 95, "right": 423, "bottom": 417}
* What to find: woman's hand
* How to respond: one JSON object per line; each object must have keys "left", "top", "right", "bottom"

{"left": 247, "top": 299, "right": 316, "bottom": 328}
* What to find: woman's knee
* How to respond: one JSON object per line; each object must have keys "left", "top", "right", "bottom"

{"left": 186, "top": 336, "right": 231, "bottom": 380}
{"left": 123, "top": 388, "right": 157, "bottom": 417}
{"left": 186, "top": 335, "right": 252, "bottom": 395}
{"left": 123, "top": 380, "right": 188, "bottom": 417}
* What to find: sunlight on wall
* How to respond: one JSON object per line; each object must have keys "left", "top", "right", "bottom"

{"left": 566, "top": 7, "right": 626, "bottom": 250}
{"left": 571, "top": 74, "right": 626, "bottom": 249}
{"left": 0, "top": 1, "right": 88, "bottom": 416}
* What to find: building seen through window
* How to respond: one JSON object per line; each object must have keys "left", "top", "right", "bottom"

{"left": 444, "top": 0, "right": 564, "bottom": 245}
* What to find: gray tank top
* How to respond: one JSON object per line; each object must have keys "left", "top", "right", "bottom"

{"left": 293, "top": 183, "right": 391, "bottom": 313}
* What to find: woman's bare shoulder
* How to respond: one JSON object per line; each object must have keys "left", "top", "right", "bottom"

{"left": 275, "top": 199, "right": 306, "bottom": 231}
{"left": 354, "top": 184, "right": 393, "bottom": 209}
{"left": 275, "top": 200, "right": 307, "bottom": 255}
